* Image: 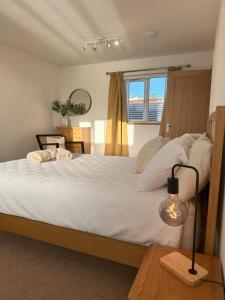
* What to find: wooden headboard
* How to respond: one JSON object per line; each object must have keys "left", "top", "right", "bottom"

{"left": 204, "top": 106, "right": 225, "bottom": 255}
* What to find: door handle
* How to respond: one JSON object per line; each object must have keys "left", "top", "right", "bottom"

{"left": 166, "top": 123, "right": 171, "bottom": 133}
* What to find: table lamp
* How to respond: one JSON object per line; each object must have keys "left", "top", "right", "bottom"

{"left": 159, "top": 163, "right": 208, "bottom": 286}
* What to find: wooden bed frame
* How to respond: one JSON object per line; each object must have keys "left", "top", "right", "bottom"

{"left": 0, "top": 106, "right": 225, "bottom": 268}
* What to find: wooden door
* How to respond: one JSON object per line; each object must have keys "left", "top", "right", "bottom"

{"left": 164, "top": 70, "right": 211, "bottom": 138}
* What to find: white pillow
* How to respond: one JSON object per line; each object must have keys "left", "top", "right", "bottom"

{"left": 176, "top": 135, "right": 212, "bottom": 202}
{"left": 46, "top": 136, "right": 65, "bottom": 149}
{"left": 137, "top": 133, "right": 199, "bottom": 191}
{"left": 135, "top": 136, "right": 170, "bottom": 173}
{"left": 174, "top": 133, "right": 201, "bottom": 153}
{"left": 137, "top": 140, "right": 188, "bottom": 191}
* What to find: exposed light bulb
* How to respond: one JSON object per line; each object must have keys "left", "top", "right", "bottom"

{"left": 166, "top": 202, "right": 182, "bottom": 219}
{"left": 106, "top": 42, "right": 111, "bottom": 48}
{"left": 114, "top": 40, "right": 120, "bottom": 46}
{"left": 159, "top": 194, "right": 188, "bottom": 226}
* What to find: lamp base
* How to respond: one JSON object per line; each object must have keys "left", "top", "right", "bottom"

{"left": 160, "top": 251, "right": 208, "bottom": 286}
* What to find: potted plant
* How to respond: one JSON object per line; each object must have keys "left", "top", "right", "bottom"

{"left": 52, "top": 100, "right": 86, "bottom": 127}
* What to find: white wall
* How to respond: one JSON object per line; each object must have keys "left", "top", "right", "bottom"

{"left": 0, "top": 43, "right": 60, "bottom": 162}
{"left": 57, "top": 51, "right": 213, "bottom": 156}
{"left": 209, "top": 0, "right": 225, "bottom": 274}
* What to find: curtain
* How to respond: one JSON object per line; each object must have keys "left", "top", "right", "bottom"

{"left": 159, "top": 66, "right": 182, "bottom": 136}
{"left": 104, "top": 72, "right": 129, "bottom": 156}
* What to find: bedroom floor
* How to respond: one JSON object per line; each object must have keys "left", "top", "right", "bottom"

{"left": 0, "top": 232, "right": 136, "bottom": 300}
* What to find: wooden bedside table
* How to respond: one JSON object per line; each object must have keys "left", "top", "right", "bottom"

{"left": 129, "top": 245, "right": 224, "bottom": 300}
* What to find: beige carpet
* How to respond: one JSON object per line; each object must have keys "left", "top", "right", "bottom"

{"left": 0, "top": 231, "right": 137, "bottom": 300}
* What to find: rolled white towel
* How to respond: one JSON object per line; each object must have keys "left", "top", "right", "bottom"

{"left": 27, "top": 150, "right": 52, "bottom": 164}
{"left": 46, "top": 148, "right": 56, "bottom": 160}
{"left": 56, "top": 148, "right": 73, "bottom": 161}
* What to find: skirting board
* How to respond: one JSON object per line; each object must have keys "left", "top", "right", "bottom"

{"left": 0, "top": 213, "right": 147, "bottom": 268}
{"left": 160, "top": 251, "right": 208, "bottom": 286}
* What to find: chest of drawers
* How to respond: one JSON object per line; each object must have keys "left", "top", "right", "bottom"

{"left": 56, "top": 127, "right": 91, "bottom": 154}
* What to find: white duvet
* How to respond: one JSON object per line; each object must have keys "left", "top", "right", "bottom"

{"left": 0, "top": 155, "right": 182, "bottom": 247}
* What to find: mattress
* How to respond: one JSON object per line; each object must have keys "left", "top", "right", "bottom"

{"left": 0, "top": 154, "right": 182, "bottom": 247}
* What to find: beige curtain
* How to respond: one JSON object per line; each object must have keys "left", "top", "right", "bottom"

{"left": 159, "top": 66, "right": 182, "bottom": 136}
{"left": 105, "top": 72, "right": 129, "bottom": 156}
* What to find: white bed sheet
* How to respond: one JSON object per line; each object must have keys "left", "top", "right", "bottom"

{"left": 0, "top": 154, "right": 182, "bottom": 247}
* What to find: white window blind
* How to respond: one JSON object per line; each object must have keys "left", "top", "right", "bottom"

{"left": 125, "top": 75, "right": 167, "bottom": 123}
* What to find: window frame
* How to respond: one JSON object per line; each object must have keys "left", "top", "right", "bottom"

{"left": 125, "top": 73, "right": 167, "bottom": 125}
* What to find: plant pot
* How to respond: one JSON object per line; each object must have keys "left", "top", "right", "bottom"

{"left": 62, "top": 116, "right": 72, "bottom": 127}
{"left": 67, "top": 116, "right": 72, "bottom": 127}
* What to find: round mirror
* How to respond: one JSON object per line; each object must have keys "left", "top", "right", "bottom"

{"left": 69, "top": 89, "right": 92, "bottom": 115}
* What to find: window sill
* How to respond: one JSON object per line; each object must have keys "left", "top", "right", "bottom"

{"left": 128, "top": 121, "right": 161, "bottom": 125}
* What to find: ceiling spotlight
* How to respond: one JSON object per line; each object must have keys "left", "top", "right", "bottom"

{"left": 114, "top": 40, "right": 120, "bottom": 46}
{"left": 92, "top": 42, "right": 97, "bottom": 51}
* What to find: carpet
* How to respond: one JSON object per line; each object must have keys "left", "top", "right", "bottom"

{"left": 0, "top": 231, "right": 137, "bottom": 300}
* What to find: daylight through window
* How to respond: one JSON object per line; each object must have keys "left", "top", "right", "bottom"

{"left": 125, "top": 75, "right": 167, "bottom": 123}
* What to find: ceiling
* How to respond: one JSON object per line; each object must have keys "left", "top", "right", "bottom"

{"left": 0, "top": 0, "right": 221, "bottom": 66}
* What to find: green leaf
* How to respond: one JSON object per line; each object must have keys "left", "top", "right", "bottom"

{"left": 52, "top": 99, "right": 87, "bottom": 116}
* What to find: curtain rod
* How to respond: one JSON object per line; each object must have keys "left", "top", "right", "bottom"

{"left": 106, "top": 64, "right": 191, "bottom": 75}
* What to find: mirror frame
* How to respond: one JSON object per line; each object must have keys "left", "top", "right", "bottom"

{"left": 69, "top": 89, "right": 92, "bottom": 115}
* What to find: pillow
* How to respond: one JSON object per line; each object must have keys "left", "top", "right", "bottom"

{"left": 137, "top": 133, "right": 199, "bottom": 191}
{"left": 46, "top": 136, "right": 65, "bottom": 149}
{"left": 135, "top": 136, "right": 170, "bottom": 173}
{"left": 137, "top": 140, "right": 188, "bottom": 191}
{"left": 175, "top": 133, "right": 201, "bottom": 153}
{"left": 176, "top": 135, "right": 213, "bottom": 202}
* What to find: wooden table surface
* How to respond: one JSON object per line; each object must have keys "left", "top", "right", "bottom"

{"left": 129, "top": 244, "right": 224, "bottom": 300}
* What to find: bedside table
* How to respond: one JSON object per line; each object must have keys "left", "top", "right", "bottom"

{"left": 129, "top": 245, "right": 224, "bottom": 300}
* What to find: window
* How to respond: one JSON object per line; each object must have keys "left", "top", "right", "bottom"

{"left": 125, "top": 75, "right": 167, "bottom": 123}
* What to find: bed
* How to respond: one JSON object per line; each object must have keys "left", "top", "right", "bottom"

{"left": 0, "top": 155, "right": 182, "bottom": 248}
{"left": 0, "top": 106, "right": 224, "bottom": 267}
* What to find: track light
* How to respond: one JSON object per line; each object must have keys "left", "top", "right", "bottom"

{"left": 82, "top": 36, "right": 123, "bottom": 52}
